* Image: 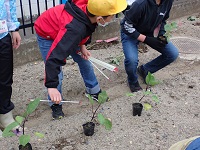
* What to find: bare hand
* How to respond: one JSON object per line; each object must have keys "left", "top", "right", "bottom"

{"left": 80, "top": 45, "right": 91, "bottom": 60}
{"left": 48, "top": 88, "right": 62, "bottom": 104}
{"left": 11, "top": 31, "right": 21, "bottom": 49}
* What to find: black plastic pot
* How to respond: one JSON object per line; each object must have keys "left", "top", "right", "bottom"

{"left": 132, "top": 103, "right": 143, "bottom": 116}
{"left": 19, "top": 143, "right": 32, "bottom": 150}
{"left": 82, "top": 122, "right": 95, "bottom": 136}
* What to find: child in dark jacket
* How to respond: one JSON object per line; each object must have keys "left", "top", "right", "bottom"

{"left": 121, "top": 0, "right": 179, "bottom": 92}
{"left": 34, "top": 0, "right": 127, "bottom": 119}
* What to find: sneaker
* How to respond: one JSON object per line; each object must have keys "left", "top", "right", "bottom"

{"left": 85, "top": 90, "right": 109, "bottom": 102}
{"left": 137, "top": 65, "right": 148, "bottom": 84}
{"left": 50, "top": 104, "right": 64, "bottom": 120}
{"left": 128, "top": 81, "right": 142, "bottom": 92}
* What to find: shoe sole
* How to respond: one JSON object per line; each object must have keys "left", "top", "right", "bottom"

{"left": 52, "top": 116, "right": 64, "bottom": 120}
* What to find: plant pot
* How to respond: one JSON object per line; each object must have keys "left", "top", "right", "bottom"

{"left": 19, "top": 143, "right": 32, "bottom": 150}
{"left": 82, "top": 122, "right": 95, "bottom": 136}
{"left": 132, "top": 103, "right": 143, "bottom": 116}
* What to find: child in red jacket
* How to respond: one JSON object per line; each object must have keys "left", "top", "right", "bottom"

{"left": 34, "top": 0, "right": 127, "bottom": 119}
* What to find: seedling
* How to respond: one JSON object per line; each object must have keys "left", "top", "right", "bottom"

{"left": 3, "top": 98, "right": 44, "bottom": 150}
{"left": 109, "top": 54, "right": 124, "bottom": 66}
{"left": 163, "top": 22, "right": 177, "bottom": 42}
{"left": 128, "top": 72, "right": 160, "bottom": 115}
{"left": 140, "top": 72, "right": 160, "bottom": 110}
{"left": 83, "top": 91, "right": 112, "bottom": 136}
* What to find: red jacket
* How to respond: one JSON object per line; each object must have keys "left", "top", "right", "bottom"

{"left": 34, "top": 1, "right": 96, "bottom": 88}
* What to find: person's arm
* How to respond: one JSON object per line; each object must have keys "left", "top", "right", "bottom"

{"left": 121, "top": 2, "right": 142, "bottom": 39}
{"left": 6, "top": 0, "right": 21, "bottom": 49}
{"left": 80, "top": 45, "right": 91, "bottom": 60}
{"left": 121, "top": 2, "right": 166, "bottom": 50}
{"left": 158, "top": 1, "right": 173, "bottom": 37}
{"left": 45, "top": 26, "right": 86, "bottom": 103}
{"left": 45, "top": 28, "right": 84, "bottom": 89}
{"left": 6, "top": 0, "right": 20, "bottom": 32}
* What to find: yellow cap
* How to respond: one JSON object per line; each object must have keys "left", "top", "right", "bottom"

{"left": 87, "top": 0, "right": 127, "bottom": 16}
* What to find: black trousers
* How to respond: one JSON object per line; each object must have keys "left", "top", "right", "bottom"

{"left": 0, "top": 34, "right": 14, "bottom": 114}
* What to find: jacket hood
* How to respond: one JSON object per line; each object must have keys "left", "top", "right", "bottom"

{"left": 65, "top": 1, "right": 96, "bottom": 33}
{"left": 147, "top": 0, "right": 167, "bottom": 5}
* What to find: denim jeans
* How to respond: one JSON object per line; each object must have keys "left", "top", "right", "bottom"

{"left": 121, "top": 31, "right": 179, "bottom": 84}
{"left": 186, "top": 137, "right": 200, "bottom": 150}
{"left": 36, "top": 34, "right": 100, "bottom": 106}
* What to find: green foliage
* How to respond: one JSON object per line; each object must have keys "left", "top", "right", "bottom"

{"left": 23, "top": 98, "right": 40, "bottom": 117}
{"left": 109, "top": 54, "right": 124, "bottom": 66}
{"left": 138, "top": 72, "right": 160, "bottom": 110}
{"left": 187, "top": 16, "right": 196, "bottom": 21}
{"left": 97, "top": 91, "right": 108, "bottom": 104}
{"left": 97, "top": 114, "right": 112, "bottom": 130}
{"left": 3, "top": 98, "right": 44, "bottom": 146}
{"left": 87, "top": 91, "right": 112, "bottom": 131}
{"left": 88, "top": 95, "right": 95, "bottom": 105}
{"left": 35, "top": 132, "right": 45, "bottom": 138}
{"left": 143, "top": 103, "right": 152, "bottom": 111}
{"left": 145, "top": 72, "right": 160, "bottom": 86}
{"left": 126, "top": 92, "right": 136, "bottom": 97}
{"left": 19, "top": 135, "right": 30, "bottom": 146}
{"left": 164, "top": 22, "right": 177, "bottom": 41}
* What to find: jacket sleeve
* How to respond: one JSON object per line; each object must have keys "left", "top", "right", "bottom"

{"left": 121, "top": 2, "right": 142, "bottom": 39}
{"left": 158, "top": 2, "right": 173, "bottom": 36}
{"left": 6, "top": 0, "right": 20, "bottom": 31}
{"left": 45, "top": 24, "right": 85, "bottom": 88}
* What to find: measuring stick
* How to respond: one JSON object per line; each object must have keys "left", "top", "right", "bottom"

{"left": 89, "top": 57, "right": 118, "bottom": 72}
{"left": 89, "top": 59, "right": 110, "bottom": 80}
{"left": 30, "top": 99, "right": 81, "bottom": 104}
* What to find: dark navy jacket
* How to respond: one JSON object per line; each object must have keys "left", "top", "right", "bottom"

{"left": 121, "top": 0, "right": 174, "bottom": 39}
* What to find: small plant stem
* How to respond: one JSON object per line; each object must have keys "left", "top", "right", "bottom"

{"left": 139, "top": 95, "right": 146, "bottom": 102}
{"left": 22, "top": 116, "right": 28, "bottom": 135}
{"left": 91, "top": 104, "right": 101, "bottom": 121}
{"left": 139, "top": 85, "right": 150, "bottom": 102}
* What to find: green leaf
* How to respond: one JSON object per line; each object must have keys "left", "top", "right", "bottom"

{"left": 88, "top": 94, "right": 94, "bottom": 105}
{"left": 145, "top": 72, "right": 160, "bottom": 86}
{"left": 34, "top": 132, "right": 44, "bottom": 138}
{"left": 15, "top": 116, "right": 25, "bottom": 125}
{"left": 143, "top": 90, "right": 152, "bottom": 96}
{"left": 97, "top": 113, "right": 105, "bottom": 125}
{"left": 171, "top": 22, "right": 177, "bottom": 29}
{"left": 97, "top": 91, "right": 108, "bottom": 104}
{"left": 103, "top": 119, "right": 112, "bottom": 130}
{"left": 164, "top": 24, "right": 171, "bottom": 31}
{"left": 187, "top": 16, "right": 196, "bottom": 21}
{"left": 152, "top": 95, "right": 160, "bottom": 103}
{"left": 23, "top": 98, "right": 40, "bottom": 117}
{"left": 2, "top": 131, "right": 15, "bottom": 137}
{"left": 143, "top": 103, "right": 152, "bottom": 111}
{"left": 2, "top": 121, "right": 19, "bottom": 137}
{"left": 110, "top": 58, "right": 120, "bottom": 66}
{"left": 19, "top": 135, "right": 30, "bottom": 146}
{"left": 126, "top": 92, "right": 135, "bottom": 97}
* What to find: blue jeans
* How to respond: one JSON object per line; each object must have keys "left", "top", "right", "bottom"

{"left": 186, "top": 137, "right": 200, "bottom": 150}
{"left": 36, "top": 34, "right": 100, "bottom": 106}
{"left": 121, "top": 31, "right": 179, "bottom": 84}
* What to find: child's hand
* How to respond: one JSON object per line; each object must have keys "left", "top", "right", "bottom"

{"left": 11, "top": 31, "right": 21, "bottom": 49}
{"left": 80, "top": 45, "right": 91, "bottom": 60}
{"left": 48, "top": 88, "right": 62, "bottom": 104}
